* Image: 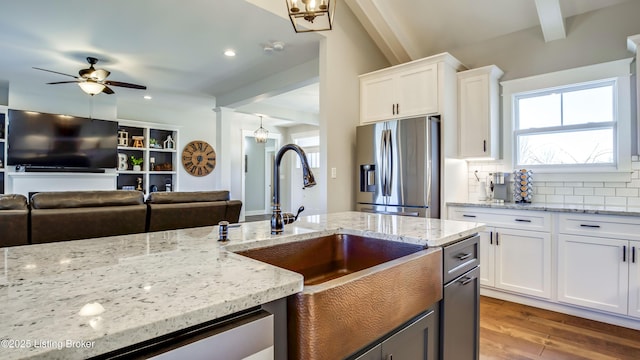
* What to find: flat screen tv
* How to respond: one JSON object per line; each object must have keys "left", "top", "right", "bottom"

{"left": 7, "top": 109, "right": 118, "bottom": 169}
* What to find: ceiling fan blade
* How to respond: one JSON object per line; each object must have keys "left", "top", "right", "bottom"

{"left": 102, "top": 85, "right": 115, "bottom": 95}
{"left": 33, "top": 67, "right": 79, "bottom": 79}
{"left": 104, "top": 80, "right": 146, "bottom": 90}
{"left": 46, "top": 81, "right": 79, "bottom": 85}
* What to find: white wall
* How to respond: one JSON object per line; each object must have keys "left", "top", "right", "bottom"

{"left": 319, "top": 5, "right": 390, "bottom": 213}
{"left": 449, "top": 1, "right": 640, "bottom": 81}
{"left": 288, "top": 125, "right": 322, "bottom": 215}
{"left": 6, "top": 83, "right": 220, "bottom": 193}
{"left": 453, "top": 1, "right": 640, "bottom": 204}
{"left": 117, "top": 93, "right": 218, "bottom": 192}
{"left": 216, "top": 110, "right": 289, "bottom": 218}
{"left": 9, "top": 82, "right": 116, "bottom": 120}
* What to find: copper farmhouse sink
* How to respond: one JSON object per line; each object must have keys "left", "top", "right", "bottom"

{"left": 236, "top": 234, "right": 443, "bottom": 360}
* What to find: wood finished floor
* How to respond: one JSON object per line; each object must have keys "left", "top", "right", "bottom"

{"left": 480, "top": 296, "right": 640, "bottom": 360}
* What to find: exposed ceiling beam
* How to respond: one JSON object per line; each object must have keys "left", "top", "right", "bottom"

{"left": 235, "top": 102, "right": 319, "bottom": 126}
{"left": 345, "top": 0, "right": 412, "bottom": 65}
{"left": 535, "top": 0, "right": 566, "bottom": 42}
{"left": 215, "top": 59, "right": 319, "bottom": 108}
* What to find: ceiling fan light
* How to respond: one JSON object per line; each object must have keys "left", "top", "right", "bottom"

{"left": 78, "top": 81, "right": 106, "bottom": 95}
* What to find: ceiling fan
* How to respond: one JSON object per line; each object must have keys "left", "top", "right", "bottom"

{"left": 33, "top": 56, "right": 147, "bottom": 95}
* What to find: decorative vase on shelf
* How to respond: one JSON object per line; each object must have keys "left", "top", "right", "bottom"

{"left": 163, "top": 135, "right": 175, "bottom": 149}
{"left": 133, "top": 165, "right": 142, "bottom": 172}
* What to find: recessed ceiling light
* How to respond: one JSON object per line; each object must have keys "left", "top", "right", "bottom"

{"left": 224, "top": 49, "right": 236, "bottom": 57}
{"left": 144, "top": 95, "right": 152, "bottom": 100}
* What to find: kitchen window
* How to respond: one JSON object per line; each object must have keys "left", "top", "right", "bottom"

{"left": 501, "top": 58, "right": 632, "bottom": 180}
{"left": 514, "top": 80, "right": 616, "bottom": 168}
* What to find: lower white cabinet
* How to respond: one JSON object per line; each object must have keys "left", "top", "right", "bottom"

{"left": 630, "top": 248, "right": 640, "bottom": 318}
{"left": 482, "top": 227, "right": 552, "bottom": 299}
{"left": 449, "top": 207, "right": 552, "bottom": 299}
{"left": 558, "top": 213, "right": 640, "bottom": 319}
{"left": 478, "top": 230, "right": 494, "bottom": 287}
{"left": 450, "top": 206, "right": 640, "bottom": 327}
{"left": 557, "top": 234, "right": 628, "bottom": 314}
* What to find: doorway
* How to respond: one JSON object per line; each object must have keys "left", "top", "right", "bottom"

{"left": 242, "top": 133, "right": 278, "bottom": 218}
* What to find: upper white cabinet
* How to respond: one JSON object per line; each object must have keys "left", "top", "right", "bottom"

{"left": 359, "top": 54, "right": 464, "bottom": 124}
{"left": 457, "top": 65, "right": 503, "bottom": 159}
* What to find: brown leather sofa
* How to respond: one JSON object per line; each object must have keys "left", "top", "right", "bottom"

{"left": 146, "top": 190, "right": 242, "bottom": 232}
{"left": 30, "top": 190, "right": 147, "bottom": 244}
{"left": 0, "top": 194, "right": 29, "bottom": 247}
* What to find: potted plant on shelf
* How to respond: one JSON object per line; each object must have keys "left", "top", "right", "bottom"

{"left": 130, "top": 156, "right": 143, "bottom": 171}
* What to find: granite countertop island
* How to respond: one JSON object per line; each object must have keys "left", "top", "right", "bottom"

{"left": 0, "top": 211, "right": 483, "bottom": 359}
{"left": 449, "top": 201, "right": 640, "bottom": 217}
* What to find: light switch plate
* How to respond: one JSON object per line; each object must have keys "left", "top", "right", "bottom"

{"left": 331, "top": 167, "right": 337, "bottom": 178}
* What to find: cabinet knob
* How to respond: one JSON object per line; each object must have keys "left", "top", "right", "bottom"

{"left": 483, "top": 140, "right": 487, "bottom": 153}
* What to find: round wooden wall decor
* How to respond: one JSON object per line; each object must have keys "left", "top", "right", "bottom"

{"left": 181, "top": 140, "right": 216, "bottom": 176}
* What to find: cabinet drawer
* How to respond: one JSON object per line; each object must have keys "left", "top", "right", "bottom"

{"left": 443, "top": 235, "right": 479, "bottom": 284}
{"left": 558, "top": 213, "right": 640, "bottom": 240}
{"left": 449, "top": 207, "right": 551, "bottom": 231}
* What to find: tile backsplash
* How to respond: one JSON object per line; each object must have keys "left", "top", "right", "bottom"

{"left": 467, "top": 157, "right": 640, "bottom": 206}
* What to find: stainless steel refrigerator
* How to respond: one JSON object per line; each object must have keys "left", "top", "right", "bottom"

{"left": 356, "top": 116, "right": 440, "bottom": 218}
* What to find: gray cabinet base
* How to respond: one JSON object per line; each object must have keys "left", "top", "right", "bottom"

{"left": 351, "top": 307, "right": 439, "bottom": 360}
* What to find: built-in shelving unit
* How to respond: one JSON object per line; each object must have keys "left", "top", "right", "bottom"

{"left": 117, "top": 120, "right": 179, "bottom": 194}
{"left": 0, "top": 107, "right": 6, "bottom": 194}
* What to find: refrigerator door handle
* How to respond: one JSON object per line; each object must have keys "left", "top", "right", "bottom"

{"left": 380, "top": 129, "right": 387, "bottom": 196}
{"left": 386, "top": 129, "right": 393, "bottom": 196}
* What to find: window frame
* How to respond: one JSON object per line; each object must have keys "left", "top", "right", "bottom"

{"left": 500, "top": 58, "right": 633, "bottom": 182}
{"left": 513, "top": 79, "right": 618, "bottom": 170}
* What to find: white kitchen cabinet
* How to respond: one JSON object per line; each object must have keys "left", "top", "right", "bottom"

{"left": 557, "top": 234, "right": 628, "bottom": 315}
{"left": 478, "top": 229, "right": 495, "bottom": 287}
{"left": 629, "top": 244, "right": 640, "bottom": 319}
{"left": 480, "top": 227, "right": 551, "bottom": 299}
{"left": 359, "top": 54, "right": 465, "bottom": 124}
{"left": 360, "top": 74, "right": 396, "bottom": 124}
{"left": 448, "top": 207, "right": 552, "bottom": 299}
{"left": 360, "top": 62, "right": 437, "bottom": 124}
{"left": 457, "top": 65, "right": 503, "bottom": 159}
{"left": 558, "top": 213, "right": 640, "bottom": 318}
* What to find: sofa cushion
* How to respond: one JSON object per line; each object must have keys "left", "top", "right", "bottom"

{"left": 146, "top": 191, "right": 230, "bottom": 204}
{"left": 147, "top": 202, "right": 228, "bottom": 232}
{"left": 0, "top": 194, "right": 29, "bottom": 247}
{"left": 31, "top": 206, "right": 147, "bottom": 244}
{"left": 226, "top": 200, "right": 242, "bottom": 223}
{"left": 0, "top": 194, "right": 28, "bottom": 210}
{"left": 31, "top": 190, "right": 144, "bottom": 209}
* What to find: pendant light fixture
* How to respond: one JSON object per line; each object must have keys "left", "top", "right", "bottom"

{"left": 286, "top": 0, "right": 336, "bottom": 33}
{"left": 254, "top": 116, "right": 269, "bottom": 144}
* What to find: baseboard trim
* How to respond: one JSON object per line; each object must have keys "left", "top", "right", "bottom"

{"left": 480, "top": 287, "right": 640, "bottom": 330}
